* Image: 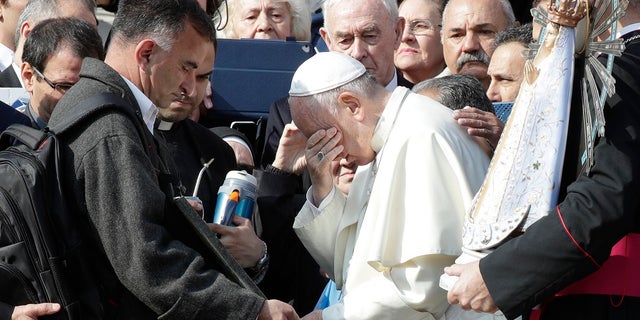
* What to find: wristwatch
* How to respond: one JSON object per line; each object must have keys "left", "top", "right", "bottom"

{"left": 248, "top": 241, "right": 269, "bottom": 283}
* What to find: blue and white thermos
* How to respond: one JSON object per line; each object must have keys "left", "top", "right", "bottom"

{"left": 212, "top": 170, "right": 257, "bottom": 226}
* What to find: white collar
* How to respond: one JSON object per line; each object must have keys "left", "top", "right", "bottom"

{"left": 0, "top": 44, "right": 14, "bottom": 72}
{"left": 385, "top": 71, "right": 398, "bottom": 91}
{"left": 617, "top": 23, "right": 640, "bottom": 39}
{"left": 156, "top": 119, "right": 174, "bottom": 131}
{"left": 371, "top": 87, "right": 410, "bottom": 153}
{"left": 120, "top": 75, "right": 158, "bottom": 135}
{"left": 11, "top": 62, "right": 25, "bottom": 88}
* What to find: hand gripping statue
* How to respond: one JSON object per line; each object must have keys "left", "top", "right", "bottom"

{"left": 440, "top": 0, "right": 626, "bottom": 316}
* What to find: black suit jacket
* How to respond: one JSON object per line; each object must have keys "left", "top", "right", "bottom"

{"left": 257, "top": 167, "right": 328, "bottom": 315}
{"left": 480, "top": 31, "right": 640, "bottom": 320}
{"left": 0, "top": 66, "right": 21, "bottom": 88}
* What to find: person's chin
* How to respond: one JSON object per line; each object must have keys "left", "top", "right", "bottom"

{"left": 396, "top": 55, "right": 419, "bottom": 68}
{"left": 161, "top": 108, "right": 191, "bottom": 122}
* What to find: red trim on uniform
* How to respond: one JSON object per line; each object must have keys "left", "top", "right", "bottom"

{"left": 556, "top": 205, "right": 601, "bottom": 268}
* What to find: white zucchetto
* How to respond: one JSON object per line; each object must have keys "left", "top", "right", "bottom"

{"left": 289, "top": 52, "right": 366, "bottom": 97}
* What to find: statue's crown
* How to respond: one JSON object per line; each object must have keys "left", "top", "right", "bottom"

{"left": 547, "top": 0, "right": 589, "bottom": 27}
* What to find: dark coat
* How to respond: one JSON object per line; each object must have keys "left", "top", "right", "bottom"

{"left": 48, "top": 58, "right": 265, "bottom": 319}
{"left": 257, "top": 167, "right": 328, "bottom": 315}
{"left": 480, "top": 31, "right": 640, "bottom": 320}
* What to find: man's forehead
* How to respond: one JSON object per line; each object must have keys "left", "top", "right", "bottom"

{"left": 444, "top": 0, "right": 508, "bottom": 27}
{"left": 332, "top": 22, "right": 382, "bottom": 38}
{"left": 488, "top": 44, "right": 525, "bottom": 74}
{"left": 325, "top": 0, "right": 392, "bottom": 31}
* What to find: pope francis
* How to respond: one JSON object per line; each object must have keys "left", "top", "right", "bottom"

{"left": 288, "top": 51, "right": 491, "bottom": 320}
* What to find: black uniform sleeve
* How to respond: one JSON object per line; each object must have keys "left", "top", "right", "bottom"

{"left": 480, "top": 41, "right": 640, "bottom": 320}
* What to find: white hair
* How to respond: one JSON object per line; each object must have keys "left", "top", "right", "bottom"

{"left": 322, "top": 0, "right": 399, "bottom": 32}
{"left": 216, "top": 0, "right": 311, "bottom": 41}
{"left": 442, "top": 0, "right": 516, "bottom": 29}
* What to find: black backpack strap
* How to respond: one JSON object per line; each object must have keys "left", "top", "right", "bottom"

{"left": 47, "top": 92, "right": 158, "bottom": 164}
{"left": 48, "top": 92, "right": 137, "bottom": 135}
{"left": 0, "top": 124, "right": 47, "bottom": 150}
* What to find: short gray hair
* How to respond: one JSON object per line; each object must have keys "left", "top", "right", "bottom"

{"left": 442, "top": 0, "right": 515, "bottom": 29}
{"left": 15, "top": 0, "right": 96, "bottom": 47}
{"left": 494, "top": 23, "right": 533, "bottom": 49}
{"left": 323, "top": 0, "right": 399, "bottom": 32}
{"left": 111, "top": 0, "right": 216, "bottom": 52}
{"left": 413, "top": 74, "right": 495, "bottom": 113}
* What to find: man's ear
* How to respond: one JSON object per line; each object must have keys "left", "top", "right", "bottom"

{"left": 338, "top": 92, "right": 365, "bottom": 121}
{"left": 21, "top": 62, "right": 35, "bottom": 93}
{"left": 19, "top": 21, "right": 32, "bottom": 42}
{"left": 394, "top": 17, "right": 405, "bottom": 49}
{"left": 320, "top": 27, "right": 332, "bottom": 48}
{"left": 134, "top": 39, "right": 156, "bottom": 68}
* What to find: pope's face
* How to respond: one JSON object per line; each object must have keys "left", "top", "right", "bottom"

{"left": 290, "top": 95, "right": 376, "bottom": 166}
{"left": 332, "top": 157, "right": 357, "bottom": 196}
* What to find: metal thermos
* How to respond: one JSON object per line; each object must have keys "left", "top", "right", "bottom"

{"left": 212, "top": 170, "right": 257, "bottom": 226}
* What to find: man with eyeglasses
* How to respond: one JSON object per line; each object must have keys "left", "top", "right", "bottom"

{"left": 19, "top": 17, "right": 103, "bottom": 129}
{"left": 395, "top": 0, "right": 446, "bottom": 85}
{"left": 0, "top": 0, "right": 97, "bottom": 92}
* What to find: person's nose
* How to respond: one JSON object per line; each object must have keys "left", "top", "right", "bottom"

{"left": 347, "top": 38, "right": 368, "bottom": 61}
{"left": 486, "top": 80, "right": 502, "bottom": 102}
{"left": 181, "top": 75, "right": 197, "bottom": 98}
{"left": 256, "top": 12, "right": 273, "bottom": 33}
{"left": 460, "top": 33, "right": 481, "bottom": 53}
{"left": 401, "top": 25, "right": 415, "bottom": 42}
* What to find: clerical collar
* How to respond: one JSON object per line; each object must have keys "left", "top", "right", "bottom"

{"left": 156, "top": 119, "right": 174, "bottom": 131}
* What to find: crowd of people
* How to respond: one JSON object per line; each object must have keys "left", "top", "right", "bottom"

{"left": 0, "top": 0, "right": 639, "bottom": 319}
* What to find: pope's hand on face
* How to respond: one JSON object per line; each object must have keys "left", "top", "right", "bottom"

{"left": 305, "top": 127, "right": 344, "bottom": 206}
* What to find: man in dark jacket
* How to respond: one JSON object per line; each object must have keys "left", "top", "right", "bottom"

{"left": 46, "top": 0, "right": 297, "bottom": 318}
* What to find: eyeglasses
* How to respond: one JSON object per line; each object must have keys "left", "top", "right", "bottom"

{"left": 32, "top": 67, "right": 75, "bottom": 93}
{"left": 406, "top": 19, "right": 441, "bottom": 36}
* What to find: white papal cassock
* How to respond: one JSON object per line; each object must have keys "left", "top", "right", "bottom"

{"left": 294, "top": 86, "right": 490, "bottom": 319}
